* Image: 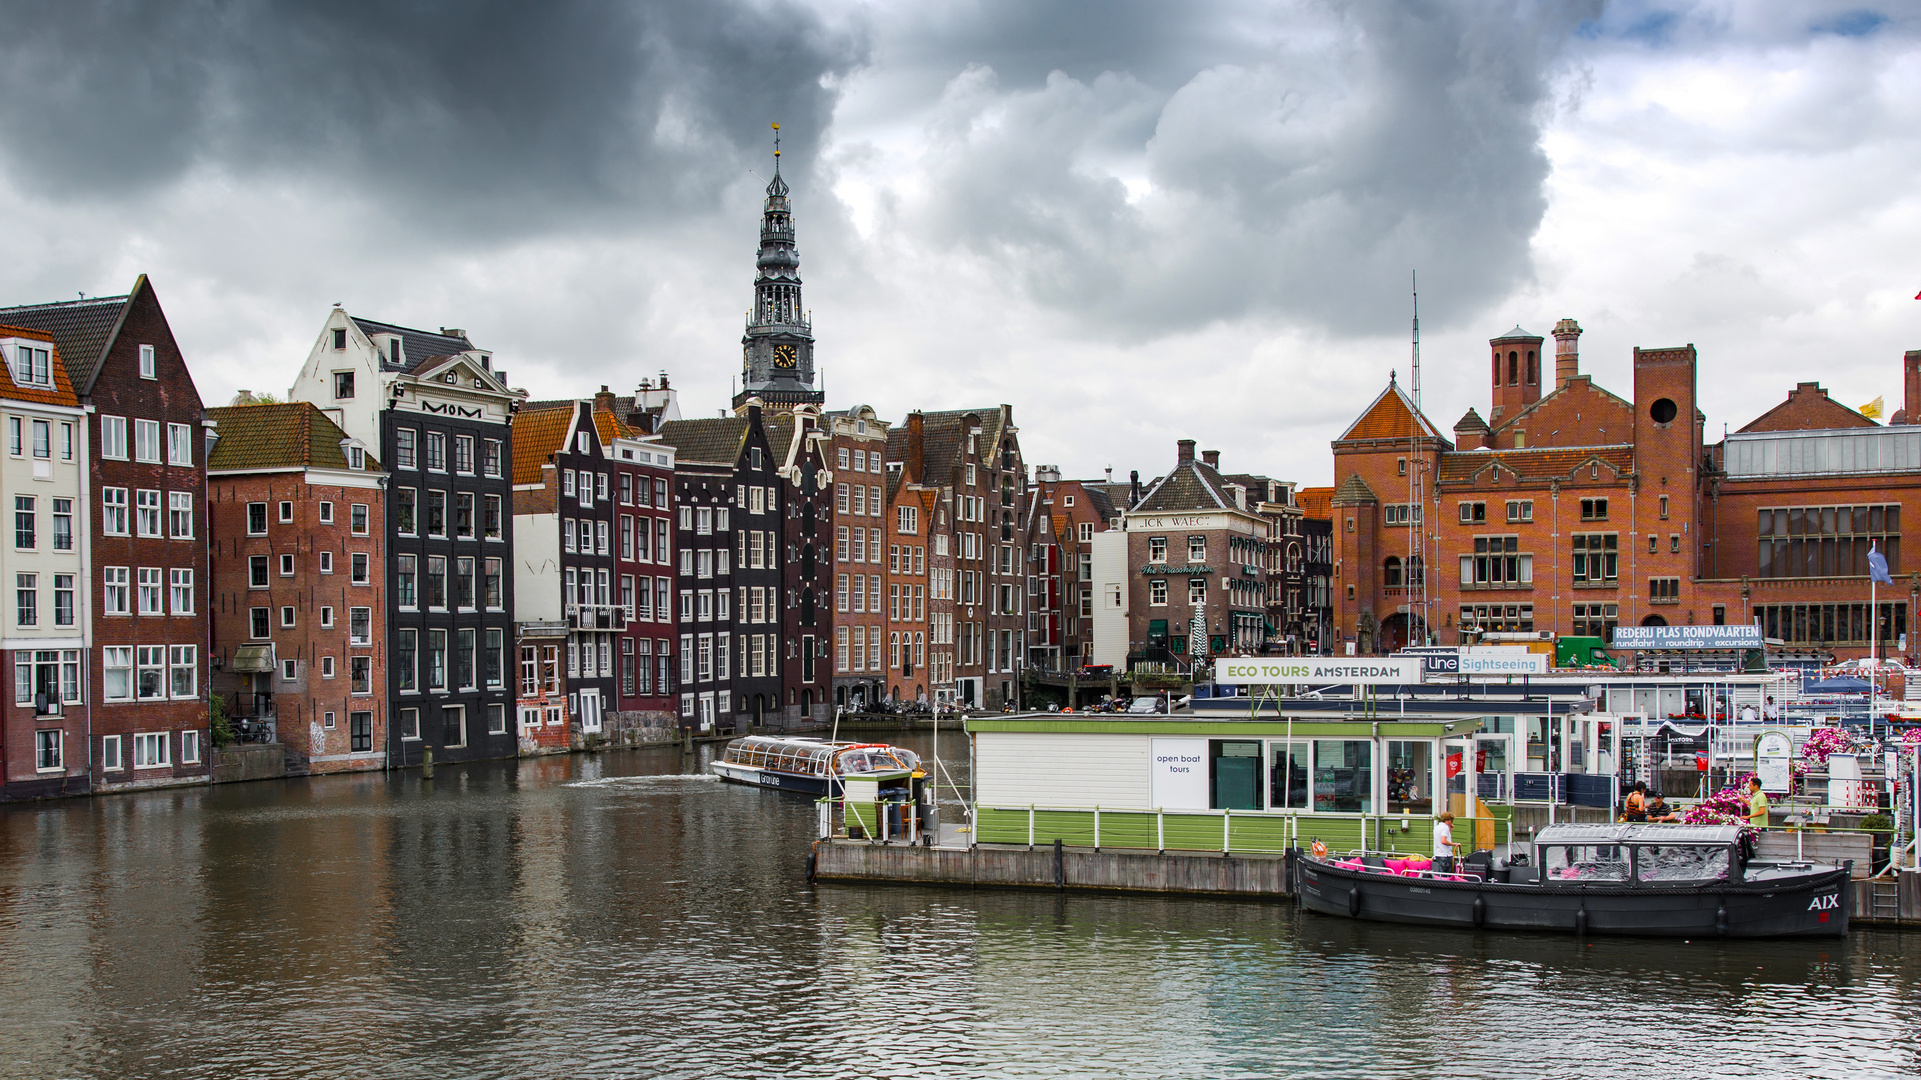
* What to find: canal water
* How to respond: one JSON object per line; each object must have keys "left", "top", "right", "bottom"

{"left": 2, "top": 733, "right": 1916, "bottom": 1080}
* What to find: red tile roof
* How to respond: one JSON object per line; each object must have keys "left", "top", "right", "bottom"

{"left": 1437, "top": 445, "right": 1635, "bottom": 485}
{"left": 1335, "top": 381, "right": 1443, "bottom": 443}
{"left": 511, "top": 404, "right": 575, "bottom": 486}
{"left": 0, "top": 325, "right": 80, "bottom": 408}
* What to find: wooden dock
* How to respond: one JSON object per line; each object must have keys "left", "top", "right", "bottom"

{"left": 813, "top": 839, "right": 1293, "bottom": 897}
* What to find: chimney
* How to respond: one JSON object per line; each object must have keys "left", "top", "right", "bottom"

{"left": 1201, "top": 449, "right": 1220, "bottom": 469}
{"left": 905, "top": 411, "right": 925, "bottom": 481}
{"left": 1129, "top": 469, "right": 1142, "bottom": 506}
{"left": 1905, "top": 350, "right": 1921, "bottom": 425}
{"left": 1553, "top": 318, "right": 1582, "bottom": 389}
{"left": 594, "top": 384, "right": 616, "bottom": 415}
{"left": 1036, "top": 464, "right": 1061, "bottom": 483}
{"left": 1177, "top": 439, "right": 1196, "bottom": 464}
{"left": 1105, "top": 466, "right": 1113, "bottom": 484}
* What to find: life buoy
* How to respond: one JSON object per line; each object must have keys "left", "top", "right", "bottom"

{"left": 1311, "top": 840, "right": 1329, "bottom": 860}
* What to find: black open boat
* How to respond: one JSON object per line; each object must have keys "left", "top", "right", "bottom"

{"left": 1290, "top": 823, "right": 1851, "bottom": 939}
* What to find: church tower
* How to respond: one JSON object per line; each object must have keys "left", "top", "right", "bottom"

{"left": 733, "top": 124, "right": 824, "bottom": 415}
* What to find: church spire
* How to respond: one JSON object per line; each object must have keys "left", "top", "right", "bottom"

{"left": 734, "top": 122, "right": 821, "bottom": 415}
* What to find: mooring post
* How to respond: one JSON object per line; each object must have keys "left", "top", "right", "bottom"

{"left": 1054, "top": 837, "right": 1064, "bottom": 890}
{"left": 421, "top": 746, "right": 434, "bottom": 780}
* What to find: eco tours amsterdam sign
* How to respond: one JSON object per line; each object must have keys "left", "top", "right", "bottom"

{"left": 1213, "top": 658, "right": 1422, "bottom": 685}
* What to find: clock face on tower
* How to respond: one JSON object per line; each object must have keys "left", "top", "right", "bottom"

{"left": 773, "top": 342, "right": 797, "bottom": 369}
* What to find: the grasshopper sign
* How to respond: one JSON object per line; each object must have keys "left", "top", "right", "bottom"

{"left": 1213, "top": 658, "right": 1422, "bottom": 685}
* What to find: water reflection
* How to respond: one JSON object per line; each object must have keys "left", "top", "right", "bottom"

{"left": 0, "top": 733, "right": 1914, "bottom": 1079}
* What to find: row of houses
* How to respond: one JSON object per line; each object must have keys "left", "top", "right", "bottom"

{"left": 0, "top": 159, "right": 1336, "bottom": 800}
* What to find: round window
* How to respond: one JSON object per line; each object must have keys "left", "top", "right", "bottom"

{"left": 1650, "top": 397, "right": 1678, "bottom": 424}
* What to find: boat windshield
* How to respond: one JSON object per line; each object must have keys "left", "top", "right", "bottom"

{"left": 1633, "top": 844, "right": 1731, "bottom": 883}
{"left": 836, "top": 746, "right": 921, "bottom": 776}
{"left": 1542, "top": 844, "right": 1630, "bottom": 883}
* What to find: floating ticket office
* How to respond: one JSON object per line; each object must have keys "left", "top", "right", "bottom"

{"left": 966, "top": 658, "right": 1614, "bottom": 856}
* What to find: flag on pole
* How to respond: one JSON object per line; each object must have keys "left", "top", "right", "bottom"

{"left": 1869, "top": 540, "right": 1894, "bottom": 584}
{"left": 1860, "top": 396, "right": 1884, "bottom": 420}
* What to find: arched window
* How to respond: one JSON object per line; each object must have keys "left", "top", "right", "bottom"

{"left": 1526, "top": 350, "right": 1537, "bottom": 384}
{"left": 1507, "top": 351, "right": 1518, "bottom": 385}
{"left": 1383, "top": 556, "right": 1403, "bottom": 588}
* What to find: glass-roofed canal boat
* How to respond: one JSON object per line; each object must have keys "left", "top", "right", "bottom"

{"left": 1291, "top": 823, "right": 1852, "bottom": 938}
{"left": 711, "top": 736, "right": 922, "bottom": 796}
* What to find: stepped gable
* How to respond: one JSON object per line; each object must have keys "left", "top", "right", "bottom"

{"left": 1737, "top": 382, "right": 1879, "bottom": 433}
{"left": 656, "top": 416, "right": 751, "bottom": 466}
{"left": 0, "top": 290, "right": 131, "bottom": 392}
{"left": 207, "top": 401, "right": 374, "bottom": 471}
{"left": 1436, "top": 445, "right": 1635, "bottom": 485}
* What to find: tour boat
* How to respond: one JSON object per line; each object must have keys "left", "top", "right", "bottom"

{"left": 710, "top": 736, "right": 922, "bottom": 796}
{"left": 1290, "top": 823, "right": 1851, "bottom": 939}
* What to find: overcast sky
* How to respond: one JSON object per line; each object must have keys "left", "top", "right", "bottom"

{"left": 2, "top": 0, "right": 1916, "bottom": 486}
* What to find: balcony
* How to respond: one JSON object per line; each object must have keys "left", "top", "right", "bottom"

{"left": 566, "top": 604, "right": 628, "bottom": 631}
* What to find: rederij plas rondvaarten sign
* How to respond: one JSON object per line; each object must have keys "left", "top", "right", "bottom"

{"left": 1213, "top": 658, "right": 1423, "bottom": 685}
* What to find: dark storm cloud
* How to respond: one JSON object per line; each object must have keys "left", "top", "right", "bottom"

{"left": 0, "top": 0, "right": 864, "bottom": 232}
{"left": 888, "top": 0, "right": 1600, "bottom": 335}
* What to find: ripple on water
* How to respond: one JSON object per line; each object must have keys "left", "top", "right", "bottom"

{"left": 0, "top": 739, "right": 1916, "bottom": 1080}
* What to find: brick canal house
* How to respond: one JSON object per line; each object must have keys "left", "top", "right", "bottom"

{"left": 0, "top": 326, "right": 90, "bottom": 799}
{"left": 1021, "top": 467, "right": 1118, "bottom": 702}
{"left": 511, "top": 391, "right": 679, "bottom": 749}
{"left": 0, "top": 278, "right": 212, "bottom": 793}
{"left": 886, "top": 407, "right": 1027, "bottom": 708}
{"left": 1294, "top": 486, "right": 1336, "bottom": 654}
{"left": 763, "top": 406, "right": 831, "bottom": 724}
{"left": 205, "top": 403, "right": 386, "bottom": 773}
{"left": 884, "top": 412, "right": 953, "bottom": 705}
{"left": 1122, "top": 441, "right": 1272, "bottom": 665}
{"left": 287, "top": 308, "right": 523, "bottom": 764}
{"left": 657, "top": 404, "right": 782, "bottom": 733}
{"left": 600, "top": 396, "right": 679, "bottom": 737}
{"left": 823, "top": 406, "right": 891, "bottom": 711}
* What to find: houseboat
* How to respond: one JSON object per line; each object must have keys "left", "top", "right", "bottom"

{"left": 1293, "top": 822, "right": 1851, "bottom": 938}
{"left": 711, "top": 736, "right": 922, "bottom": 795}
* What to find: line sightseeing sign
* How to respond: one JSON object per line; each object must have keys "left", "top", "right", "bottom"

{"left": 1214, "top": 658, "right": 1422, "bottom": 685}
{"left": 1611, "top": 624, "right": 1763, "bottom": 650}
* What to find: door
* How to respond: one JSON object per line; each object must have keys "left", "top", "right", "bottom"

{"left": 579, "top": 690, "right": 602, "bottom": 733}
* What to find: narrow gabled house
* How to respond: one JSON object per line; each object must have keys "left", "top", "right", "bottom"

{"left": 885, "top": 412, "right": 954, "bottom": 705}
{"left": 286, "top": 308, "right": 523, "bottom": 765}
{"left": 657, "top": 403, "right": 782, "bottom": 733}
{"left": 822, "top": 406, "right": 891, "bottom": 711}
{"left": 595, "top": 392, "right": 679, "bottom": 737}
{"left": 205, "top": 403, "right": 386, "bottom": 773}
{"left": 0, "top": 277, "right": 211, "bottom": 792}
{"left": 0, "top": 326, "right": 90, "bottom": 799}
{"left": 764, "top": 405, "right": 831, "bottom": 724}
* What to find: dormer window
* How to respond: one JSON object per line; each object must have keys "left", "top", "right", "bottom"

{"left": 387, "top": 336, "right": 405, "bottom": 367}
{"left": 10, "top": 344, "right": 51, "bottom": 387}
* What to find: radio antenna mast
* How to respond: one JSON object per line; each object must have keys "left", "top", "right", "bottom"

{"left": 1408, "top": 271, "right": 1428, "bottom": 645}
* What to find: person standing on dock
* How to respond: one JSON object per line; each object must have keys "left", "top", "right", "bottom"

{"left": 1745, "top": 777, "right": 1771, "bottom": 828}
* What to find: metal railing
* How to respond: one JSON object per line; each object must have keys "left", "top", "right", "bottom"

{"left": 968, "top": 803, "right": 1517, "bottom": 857}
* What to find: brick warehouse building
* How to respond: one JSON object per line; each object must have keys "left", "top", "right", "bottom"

{"left": 1330, "top": 319, "right": 1920, "bottom": 659}
{"left": 1, "top": 278, "right": 212, "bottom": 793}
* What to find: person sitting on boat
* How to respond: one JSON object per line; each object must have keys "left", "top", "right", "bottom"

{"left": 1646, "top": 792, "right": 1680, "bottom": 823}
{"left": 1746, "top": 777, "right": 1771, "bottom": 829}
{"left": 1623, "top": 782, "right": 1648, "bottom": 823}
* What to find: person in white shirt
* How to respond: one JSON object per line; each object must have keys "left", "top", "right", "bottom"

{"left": 1433, "top": 811, "right": 1455, "bottom": 858}
{"left": 1740, "top": 703, "right": 1758, "bottom": 725}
